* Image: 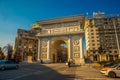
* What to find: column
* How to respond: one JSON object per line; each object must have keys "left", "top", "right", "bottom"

{"left": 68, "top": 36, "right": 72, "bottom": 60}
{"left": 80, "top": 37, "right": 83, "bottom": 58}
{"left": 108, "top": 55, "right": 111, "bottom": 61}
{"left": 47, "top": 39, "right": 50, "bottom": 60}
{"left": 37, "top": 39, "right": 40, "bottom": 61}
{"left": 79, "top": 37, "right": 85, "bottom": 64}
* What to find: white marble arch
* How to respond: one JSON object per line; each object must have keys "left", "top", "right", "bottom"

{"left": 37, "top": 35, "right": 85, "bottom": 64}
{"left": 36, "top": 15, "right": 85, "bottom": 64}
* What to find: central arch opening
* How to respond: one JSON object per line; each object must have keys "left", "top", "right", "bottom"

{"left": 52, "top": 40, "right": 68, "bottom": 63}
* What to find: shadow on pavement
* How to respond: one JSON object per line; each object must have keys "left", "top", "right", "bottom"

{"left": 0, "top": 63, "right": 76, "bottom": 80}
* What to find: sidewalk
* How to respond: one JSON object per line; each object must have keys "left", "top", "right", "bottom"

{"left": 74, "top": 65, "right": 114, "bottom": 80}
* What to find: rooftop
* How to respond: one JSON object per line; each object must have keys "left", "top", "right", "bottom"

{"left": 37, "top": 14, "right": 85, "bottom": 25}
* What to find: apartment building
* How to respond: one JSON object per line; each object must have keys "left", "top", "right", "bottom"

{"left": 14, "top": 29, "right": 39, "bottom": 61}
{"left": 85, "top": 12, "right": 120, "bottom": 62}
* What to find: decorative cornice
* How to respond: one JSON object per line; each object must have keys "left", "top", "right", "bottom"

{"left": 37, "top": 15, "right": 85, "bottom": 25}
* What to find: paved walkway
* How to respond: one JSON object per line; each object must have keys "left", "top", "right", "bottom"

{"left": 19, "top": 62, "right": 120, "bottom": 80}
{"left": 74, "top": 65, "right": 120, "bottom": 80}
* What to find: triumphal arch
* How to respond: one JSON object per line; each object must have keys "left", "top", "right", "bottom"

{"left": 36, "top": 15, "right": 85, "bottom": 64}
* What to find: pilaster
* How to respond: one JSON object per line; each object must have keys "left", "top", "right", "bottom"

{"left": 47, "top": 39, "right": 50, "bottom": 60}
{"left": 79, "top": 37, "right": 85, "bottom": 64}
{"left": 37, "top": 39, "right": 40, "bottom": 61}
{"left": 68, "top": 36, "right": 72, "bottom": 60}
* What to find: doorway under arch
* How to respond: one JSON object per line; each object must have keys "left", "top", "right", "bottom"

{"left": 51, "top": 40, "right": 68, "bottom": 63}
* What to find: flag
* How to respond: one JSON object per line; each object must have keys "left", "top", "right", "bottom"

{"left": 31, "top": 24, "right": 40, "bottom": 29}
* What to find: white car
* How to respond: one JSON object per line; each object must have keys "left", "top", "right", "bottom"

{"left": 0, "top": 60, "right": 19, "bottom": 70}
{"left": 100, "top": 64, "right": 120, "bottom": 78}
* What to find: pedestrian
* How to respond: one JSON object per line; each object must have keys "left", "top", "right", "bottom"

{"left": 41, "top": 60, "right": 43, "bottom": 64}
{"left": 68, "top": 60, "right": 71, "bottom": 67}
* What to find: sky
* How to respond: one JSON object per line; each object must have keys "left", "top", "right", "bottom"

{"left": 0, "top": 0, "right": 120, "bottom": 48}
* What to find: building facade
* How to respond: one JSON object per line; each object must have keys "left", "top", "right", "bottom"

{"left": 14, "top": 29, "right": 39, "bottom": 61}
{"left": 85, "top": 12, "right": 120, "bottom": 62}
{"left": 14, "top": 13, "right": 120, "bottom": 64}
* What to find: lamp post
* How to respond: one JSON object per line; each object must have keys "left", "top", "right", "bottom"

{"left": 113, "top": 18, "right": 120, "bottom": 59}
{"left": 23, "top": 46, "right": 26, "bottom": 61}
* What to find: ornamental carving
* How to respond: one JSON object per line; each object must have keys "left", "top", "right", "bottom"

{"left": 41, "top": 21, "right": 82, "bottom": 34}
{"left": 42, "top": 41, "right": 47, "bottom": 47}
{"left": 74, "top": 53, "right": 79, "bottom": 58}
{"left": 73, "top": 40, "right": 79, "bottom": 45}
{"left": 73, "top": 46, "right": 80, "bottom": 52}
{"left": 42, "top": 48, "right": 47, "bottom": 52}
{"left": 42, "top": 54, "right": 47, "bottom": 58}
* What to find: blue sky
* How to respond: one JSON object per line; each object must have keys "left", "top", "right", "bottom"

{"left": 0, "top": 0, "right": 120, "bottom": 48}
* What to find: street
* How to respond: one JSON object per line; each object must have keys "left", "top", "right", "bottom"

{"left": 0, "top": 63, "right": 120, "bottom": 80}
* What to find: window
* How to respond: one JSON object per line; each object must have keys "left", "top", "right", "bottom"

{"left": 91, "top": 36, "right": 94, "bottom": 38}
{"left": 97, "top": 40, "right": 100, "bottom": 42}
{"left": 109, "top": 51, "right": 112, "bottom": 53}
{"left": 90, "top": 26, "right": 93, "bottom": 28}
{"left": 92, "top": 40, "right": 94, "bottom": 42}
{"left": 114, "top": 51, "right": 117, "bottom": 53}
{"left": 91, "top": 30, "right": 93, "bottom": 31}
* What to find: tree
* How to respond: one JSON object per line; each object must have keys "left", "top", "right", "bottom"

{"left": 3, "top": 44, "right": 13, "bottom": 60}
{"left": 0, "top": 47, "right": 4, "bottom": 59}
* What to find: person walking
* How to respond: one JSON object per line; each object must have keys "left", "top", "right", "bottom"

{"left": 68, "top": 60, "right": 71, "bottom": 67}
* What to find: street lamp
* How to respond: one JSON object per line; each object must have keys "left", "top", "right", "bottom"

{"left": 113, "top": 18, "right": 120, "bottom": 59}
{"left": 23, "top": 46, "right": 26, "bottom": 61}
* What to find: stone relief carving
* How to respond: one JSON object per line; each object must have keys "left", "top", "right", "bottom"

{"left": 73, "top": 40, "right": 79, "bottom": 45}
{"left": 42, "top": 41, "right": 47, "bottom": 58}
{"left": 74, "top": 53, "right": 79, "bottom": 58}
{"left": 73, "top": 40, "right": 80, "bottom": 58}
{"left": 42, "top": 41, "right": 47, "bottom": 47}
{"left": 42, "top": 54, "right": 47, "bottom": 58}
{"left": 73, "top": 46, "right": 80, "bottom": 52}
{"left": 42, "top": 48, "right": 47, "bottom": 52}
{"left": 41, "top": 22, "right": 83, "bottom": 34}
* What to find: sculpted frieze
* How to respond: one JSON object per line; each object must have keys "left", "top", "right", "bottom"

{"left": 42, "top": 26, "right": 82, "bottom": 34}
{"left": 42, "top": 41, "right": 47, "bottom": 47}
{"left": 42, "top": 21, "right": 83, "bottom": 34}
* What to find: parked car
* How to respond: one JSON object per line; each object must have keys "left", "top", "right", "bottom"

{"left": 101, "top": 62, "right": 115, "bottom": 67}
{"left": 100, "top": 64, "right": 120, "bottom": 78}
{"left": 100, "top": 62, "right": 116, "bottom": 73}
{"left": 0, "top": 60, "right": 19, "bottom": 70}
